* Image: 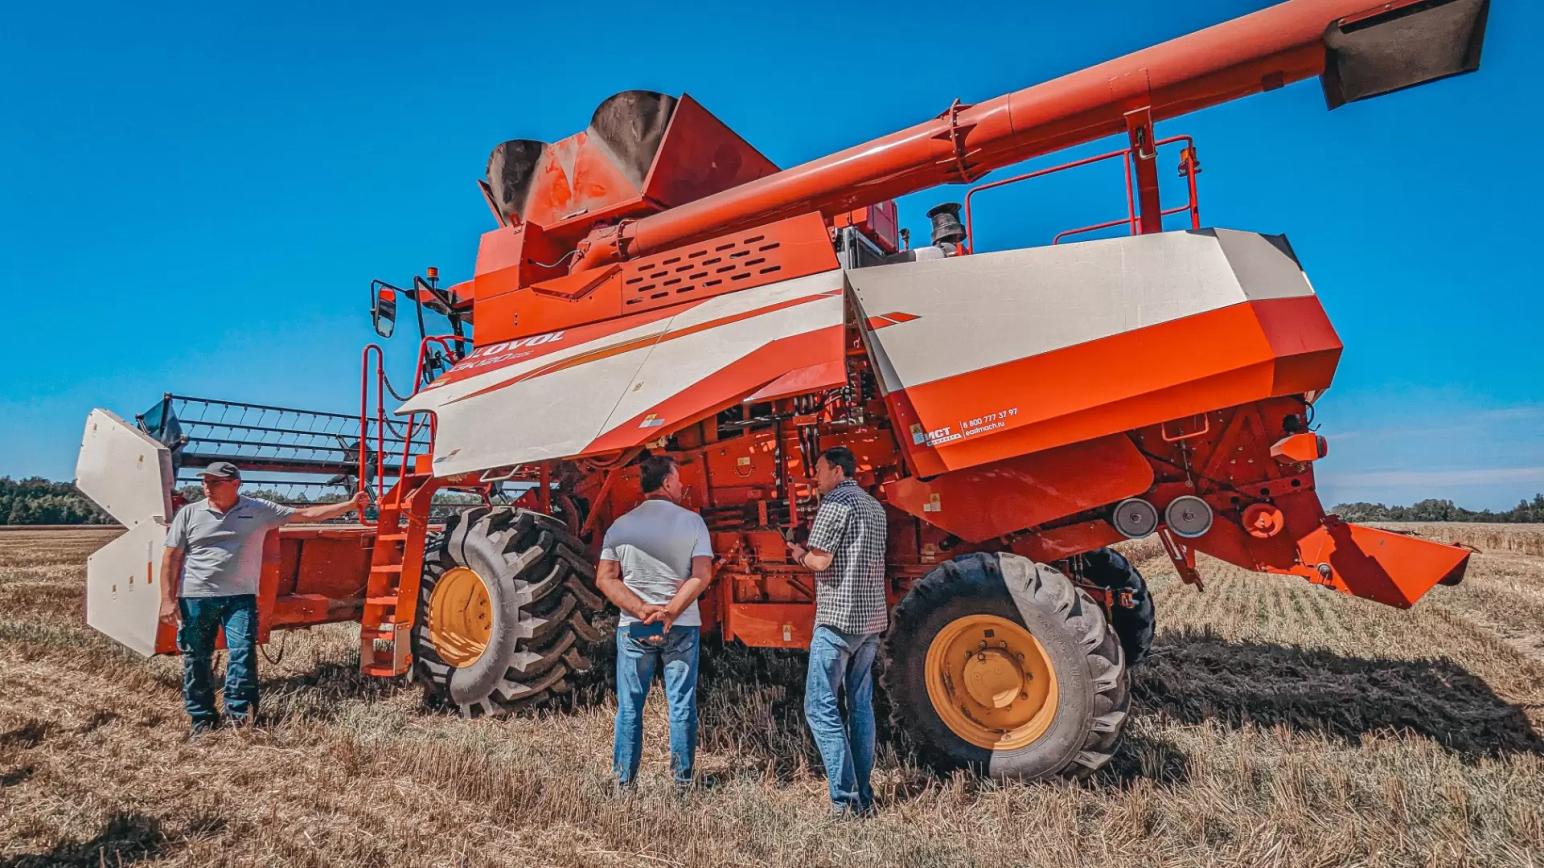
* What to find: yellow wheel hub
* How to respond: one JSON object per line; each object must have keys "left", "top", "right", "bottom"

{"left": 924, "top": 613, "right": 1058, "bottom": 750}
{"left": 427, "top": 566, "right": 493, "bottom": 667}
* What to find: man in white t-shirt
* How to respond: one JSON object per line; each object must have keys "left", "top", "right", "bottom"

{"left": 596, "top": 454, "right": 713, "bottom": 791}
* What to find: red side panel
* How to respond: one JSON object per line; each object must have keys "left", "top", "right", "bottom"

{"left": 883, "top": 434, "right": 1154, "bottom": 542}
{"left": 885, "top": 296, "right": 1340, "bottom": 478}
{"left": 472, "top": 212, "right": 839, "bottom": 343}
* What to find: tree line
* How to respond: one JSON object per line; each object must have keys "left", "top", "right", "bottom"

{"left": 0, "top": 476, "right": 494, "bottom": 525}
{"left": 0, "top": 477, "right": 112, "bottom": 525}
{"left": 4, "top": 474, "right": 1542, "bottom": 527}
{"left": 1330, "top": 495, "right": 1544, "bottom": 524}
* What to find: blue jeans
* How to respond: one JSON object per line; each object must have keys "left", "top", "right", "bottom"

{"left": 805, "top": 624, "right": 881, "bottom": 812}
{"left": 614, "top": 625, "right": 700, "bottom": 786}
{"left": 176, "top": 594, "right": 258, "bottom": 726}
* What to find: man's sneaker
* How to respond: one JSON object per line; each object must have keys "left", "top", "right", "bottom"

{"left": 830, "top": 801, "right": 873, "bottom": 821}
{"left": 187, "top": 720, "right": 219, "bottom": 740}
{"left": 673, "top": 773, "right": 717, "bottom": 797}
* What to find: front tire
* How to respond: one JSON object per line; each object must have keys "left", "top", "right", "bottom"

{"left": 884, "top": 552, "right": 1129, "bottom": 780}
{"left": 412, "top": 506, "right": 605, "bottom": 716}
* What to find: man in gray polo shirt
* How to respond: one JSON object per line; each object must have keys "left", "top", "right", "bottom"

{"left": 159, "top": 462, "right": 367, "bottom": 734}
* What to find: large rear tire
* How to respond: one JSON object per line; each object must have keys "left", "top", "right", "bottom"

{"left": 412, "top": 506, "right": 605, "bottom": 716}
{"left": 883, "top": 552, "right": 1129, "bottom": 780}
{"left": 1077, "top": 547, "right": 1155, "bottom": 666}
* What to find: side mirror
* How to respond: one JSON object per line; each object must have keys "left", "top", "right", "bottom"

{"left": 372, "top": 286, "right": 396, "bottom": 338}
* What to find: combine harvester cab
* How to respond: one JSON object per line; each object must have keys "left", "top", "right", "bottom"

{"left": 76, "top": 0, "right": 1489, "bottom": 781}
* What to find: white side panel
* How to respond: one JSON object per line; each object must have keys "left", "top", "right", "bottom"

{"left": 75, "top": 409, "right": 174, "bottom": 527}
{"left": 426, "top": 343, "right": 661, "bottom": 475}
{"left": 398, "top": 314, "right": 675, "bottom": 412}
{"left": 86, "top": 520, "right": 168, "bottom": 657}
{"left": 411, "top": 270, "right": 844, "bottom": 477}
{"left": 1212, "top": 230, "right": 1317, "bottom": 300}
{"left": 598, "top": 271, "right": 844, "bottom": 433}
{"left": 847, "top": 228, "right": 1314, "bottom": 393}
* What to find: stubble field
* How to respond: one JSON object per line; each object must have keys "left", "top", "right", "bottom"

{"left": 1, "top": 525, "right": 1541, "bottom": 867}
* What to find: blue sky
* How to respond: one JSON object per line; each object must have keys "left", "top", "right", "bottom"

{"left": 1, "top": 1, "right": 1538, "bottom": 510}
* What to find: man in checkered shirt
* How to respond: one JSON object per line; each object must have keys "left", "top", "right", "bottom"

{"left": 788, "top": 445, "right": 888, "bottom": 816}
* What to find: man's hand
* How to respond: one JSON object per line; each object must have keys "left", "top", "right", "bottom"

{"left": 159, "top": 547, "right": 184, "bottom": 623}
{"left": 638, "top": 604, "right": 668, "bottom": 624}
{"left": 789, "top": 543, "right": 833, "bottom": 572}
{"left": 288, "top": 491, "right": 373, "bottom": 524}
{"left": 648, "top": 602, "right": 684, "bottom": 633}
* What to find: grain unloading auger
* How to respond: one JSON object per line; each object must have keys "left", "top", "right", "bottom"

{"left": 77, "top": 0, "right": 1487, "bottom": 779}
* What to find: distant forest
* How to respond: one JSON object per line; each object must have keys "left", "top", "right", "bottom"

{"left": 1, "top": 477, "right": 112, "bottom": 525}
{"left": 3, "top": 475, "right": 1542, "bottom": 526}
{"left": 1330, "top": 495, "right": 1544, "bottom": 524}
{"left": 0, "top": 476, "right": 473, "bottom": 525}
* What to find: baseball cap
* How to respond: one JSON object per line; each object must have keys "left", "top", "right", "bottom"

{"left": 198, "top": 461, "right": 242, "bottom": 481}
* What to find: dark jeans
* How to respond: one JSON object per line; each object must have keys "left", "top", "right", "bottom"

{"left": 614, "top": 625, "right": 700, "bottom": 786}
{"left": 176, "top": 594, "right": 258, "bottom": 726}
{"left": 805, "top": 624, "right": 881, "bottom": 812}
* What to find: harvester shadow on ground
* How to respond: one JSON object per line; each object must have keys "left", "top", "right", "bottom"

{"left": 253, "top": 623, "right": 1541, "bottom": 790}
{"left": 1133, "top": 626, "right": 1544, "bottom": 760}
{"left": 258, "top": 661, "right": 406, "bottom": 724}
{"left": 0, "top": 811, "right": 167, "bottom": 868}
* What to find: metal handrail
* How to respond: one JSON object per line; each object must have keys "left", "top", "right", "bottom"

{"left": 963, "top": 134, "right": 1200, "bottom": 252}
{"left": 400, "top": 335, "right": 462, "bottom": 475}
{"left": 357, "top": 335, "right": 463, "bottom": 517}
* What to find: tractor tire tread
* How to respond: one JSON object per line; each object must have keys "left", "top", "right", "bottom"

{"left": 882, "top": 551, "right": 1130, "bottom": 781}
{"left": 412, "top": 506, "right": 605, "bottom": 716}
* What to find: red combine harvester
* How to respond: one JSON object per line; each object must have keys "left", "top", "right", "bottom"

{"left": 78, "top": 0, "right": 1488, "bottom": 779}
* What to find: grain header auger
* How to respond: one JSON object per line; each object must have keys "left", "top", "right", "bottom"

{"left": 76, "top": 0, "right": 1488, "bottom": 779}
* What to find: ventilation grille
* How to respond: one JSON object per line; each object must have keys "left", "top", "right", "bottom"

{"left": 621, "top": 232, "right": 787, "bottom": 312}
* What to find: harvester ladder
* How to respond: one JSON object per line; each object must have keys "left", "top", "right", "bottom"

{"left": 356, "top": 340, "right": 451, "bottom": 677}
{"left": 358, "top": 471, "right": 439, "bottom": 676}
